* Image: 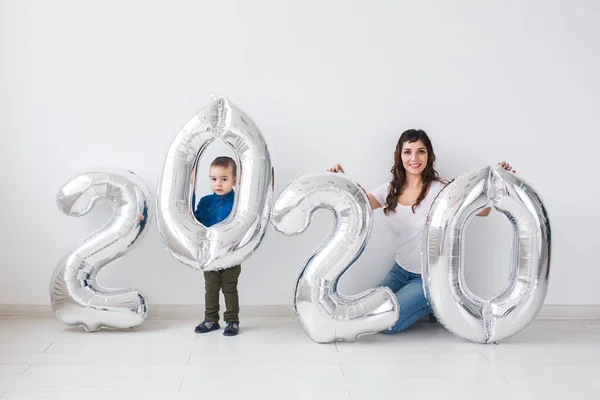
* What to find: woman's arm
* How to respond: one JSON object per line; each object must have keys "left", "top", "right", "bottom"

{"left": 476, "top": 207, "right": 492, "bottom": 217}
{"left": 368, "top": 194, "right": 382, "bottom": 210}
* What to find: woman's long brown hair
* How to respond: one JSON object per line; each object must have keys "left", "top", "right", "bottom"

{"left": 383, "top": 129, "right": 442, "bottom": 215}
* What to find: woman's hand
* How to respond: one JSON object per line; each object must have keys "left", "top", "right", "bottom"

{"left": 499, "top": 161, "right": 516, "bottom": 173}
{"left": 328, "top": 164, "right": 345, "bottom": 173}
{"left": 478, "top": 161, "right": 517, "bottom": 217}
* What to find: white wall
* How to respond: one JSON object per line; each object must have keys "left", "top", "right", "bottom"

{"left": 1, "top": 0, "right": 598, "bottom": 306}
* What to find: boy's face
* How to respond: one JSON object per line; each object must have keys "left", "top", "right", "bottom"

{"left": 209, "top": 165, "right": 236, "bottom": 195}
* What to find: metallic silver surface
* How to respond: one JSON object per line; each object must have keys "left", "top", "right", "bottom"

{"left": 423, "top": 165, "right": 551, "bottom": 343}
{"left": 272, "top": 172, "right": 399, "bottom": 343}
{"left": 51, "top": 168, "right": 152, "bottom": 331}
{"left": 157, "top": 97, "right": 273, "bottom": 271}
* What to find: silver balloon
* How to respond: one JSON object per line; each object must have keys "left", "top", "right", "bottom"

{"left": 271, "top": 172, "right": 399, "bottom": 343}
{"left": 423, "top": 165, "right": 551, "bottom": 343}
{"left": 157, "top": 97, "right": 274, "bottom": 271}
{"left": 50, "top": 168, "right": 152, "bottom": 331}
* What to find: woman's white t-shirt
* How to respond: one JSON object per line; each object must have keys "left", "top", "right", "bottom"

{"left": 370, "top": 180, "right": 445, "bottom": 275}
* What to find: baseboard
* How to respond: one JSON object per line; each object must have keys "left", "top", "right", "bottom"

{"left": 0, "top": 304, "right": 294, "bottom": 319}
{"left": 0, "top": 304, "right": 598, "bottom": 320}
{"left": 146, "top": 304, "right": 294, "bottom": 319}
{"left": 535, "top": 305, "right": 600, "bottom": 320}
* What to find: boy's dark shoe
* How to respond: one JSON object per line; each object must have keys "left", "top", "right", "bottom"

{"left": 195, "top": 320, "right": 220, "bottom": 333}
{"left": 223, "top": 322, "right": 239, "bottom": 336}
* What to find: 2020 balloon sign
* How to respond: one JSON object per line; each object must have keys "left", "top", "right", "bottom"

{"left": 51, "top": 97, "right": 551, "bottom": 344}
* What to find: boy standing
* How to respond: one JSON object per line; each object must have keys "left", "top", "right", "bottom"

{"left": 193, "top": 156, "right": 240, "bottom": 336}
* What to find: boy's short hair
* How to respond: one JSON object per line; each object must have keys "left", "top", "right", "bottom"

{"left": 211, "top": 156, "right": 237, "bottom": 177}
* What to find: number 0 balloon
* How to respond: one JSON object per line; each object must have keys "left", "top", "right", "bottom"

{"left": 423, "top": 165, "right": 551, "bottom": 343}
{"left": 157, "top": 97, "right": 274, "bottom": 271}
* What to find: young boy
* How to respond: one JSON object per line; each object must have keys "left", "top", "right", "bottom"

{"left": 193, "top": 156, "right": 241, "bottom": 336}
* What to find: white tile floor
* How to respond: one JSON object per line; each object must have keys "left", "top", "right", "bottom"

{"left": 1, "top": 316, "right": 600, "bottom": 399}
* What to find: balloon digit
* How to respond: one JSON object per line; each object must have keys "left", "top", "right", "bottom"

{"left": 50, "top": 168, "right": 152, "bottom": 331}
{"left": 271, "top": 172, "right": 399, "bottom": 343}
{"left": 423, "top": 165, "right": 551, "bottom": 343}
{"left": 157, "top": 97, "right": 273, "bottom": 271}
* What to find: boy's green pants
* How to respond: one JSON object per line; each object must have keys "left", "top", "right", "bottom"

{"left": 203, "top": 265, "right": 241, "bottom": 323}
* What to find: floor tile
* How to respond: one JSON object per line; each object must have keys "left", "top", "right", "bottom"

{"left": 0, "top": 377, "right": 182, "bottom": 392}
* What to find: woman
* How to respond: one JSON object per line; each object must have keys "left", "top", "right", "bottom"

{"left": 329, "top": 129, "right": 514, "bottom": 333}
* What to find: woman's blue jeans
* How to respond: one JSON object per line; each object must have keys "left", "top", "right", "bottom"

{"left": 379, "top": 263, "right": 433, "bottom": 334}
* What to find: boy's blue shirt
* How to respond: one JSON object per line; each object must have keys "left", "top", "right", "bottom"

{"left": 193, "top": 189, "right": 235, "bottom": 227}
